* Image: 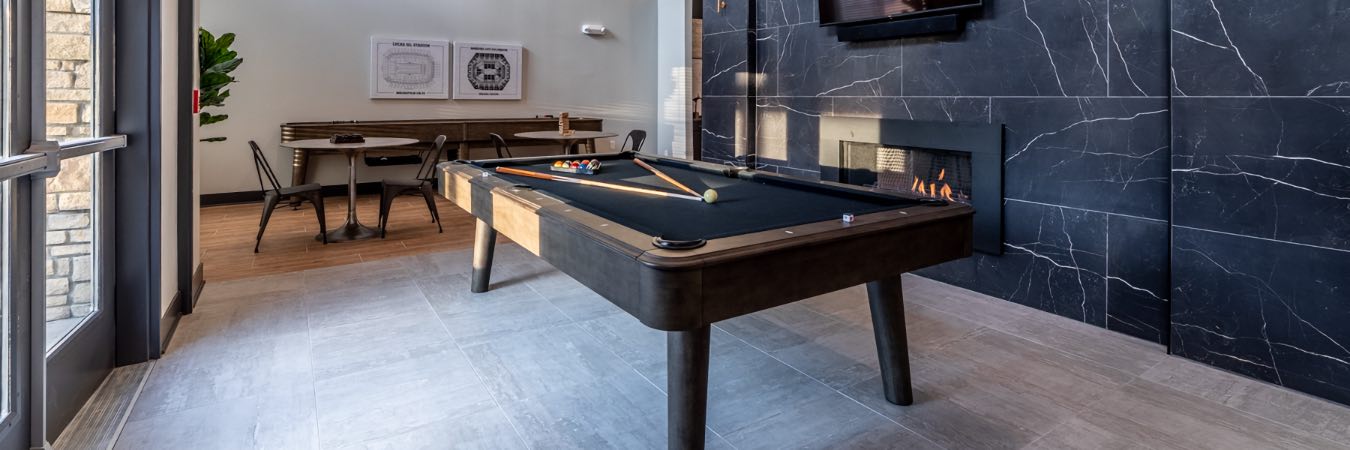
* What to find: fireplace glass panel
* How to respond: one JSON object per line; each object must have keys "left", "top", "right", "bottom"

{"left": 841, "top": 142, "right": 974, "bottom": 204}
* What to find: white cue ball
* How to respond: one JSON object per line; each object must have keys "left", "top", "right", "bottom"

{"left": 703, "top": 189, "right": 719, "bottom": 204}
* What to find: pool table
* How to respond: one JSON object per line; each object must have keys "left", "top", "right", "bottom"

{"left": 438, "top": 152, "right": 974, "bottom": 449}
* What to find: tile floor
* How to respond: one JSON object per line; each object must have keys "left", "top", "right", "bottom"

{"left": 110, "top": 245, "right": 1350, "bottom": 449}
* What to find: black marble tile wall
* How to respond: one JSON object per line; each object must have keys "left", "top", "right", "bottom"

{"left": 1170, "top": 0, "right": 1350, "bottom": 406}
{"left": 702, "top": 0, "right": 1173, "bottom": 346}
{"left": 701, "top": 0, "right": 1350, "bottom": 405}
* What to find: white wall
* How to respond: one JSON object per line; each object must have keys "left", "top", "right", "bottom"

{"left": 161, "top": 0, "right": 180, "bottom": 315}
{"left": 199, "top": 0, "right": 659, "bottom": 194}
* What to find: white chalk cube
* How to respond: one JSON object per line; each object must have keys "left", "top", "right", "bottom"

{"left": 842, "top": 213, "right": 855, "bottom": 223}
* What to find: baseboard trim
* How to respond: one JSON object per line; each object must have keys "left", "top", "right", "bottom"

{"left": 159, "top": 293, "right": 182, "bottom": 354}
{"left": 190, "top": 263, "right": 205, "bottom": 310}
{"left": 201, "top": 182, "right": 385, "bottom": 206}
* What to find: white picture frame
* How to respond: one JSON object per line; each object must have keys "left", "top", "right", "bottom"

{"left": 452, "top": 42, "right": 523, "bottom": 100}
{"left": 370, "top": 37, "right": 450, "bottom": 99}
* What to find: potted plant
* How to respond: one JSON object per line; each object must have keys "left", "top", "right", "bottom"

{"left": 199, "top": 28, "right": 243, "bottom": 142}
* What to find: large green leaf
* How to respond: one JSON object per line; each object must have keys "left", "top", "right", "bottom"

{"left": 206, "top": 58, "right": 243, "bottom": 75}
{"left": 199, "top": 112, "right": 229, "bottom": 126}
{"left": 200, "top": 89, "right": 230, "bottom": 108}
{"left": 201, "top": 72, "right": 233, "bottom": 92}
{"left": 199, "top": 27, "right": 243, "bottom": 141}
{"left": 216, "top": 33, "right": 236, "bottom": 50}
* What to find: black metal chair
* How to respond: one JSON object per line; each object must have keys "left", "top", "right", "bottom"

{"left": 620, "top": 130, "right": 647, "bottom": 152}
{"left": 378, "top": 135, "right": 447, "bottom": 238}
{"left": 488, "top": 133, "right": 513, "bottom": 158}
{"left": 251, "top": 141, "right": 327, "bottom": 252}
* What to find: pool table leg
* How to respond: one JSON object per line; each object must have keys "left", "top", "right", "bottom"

{"left": 668, "top": 325, "right": 711, "bottom": 450}
{"left": 867, "top": 275, "right": 915, "bottom": 406}
{"left": 471, "top": 219, "right": 497, "bottom": 293}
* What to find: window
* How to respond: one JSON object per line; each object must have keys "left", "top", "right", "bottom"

{"left": 45, "top": 0, "right": 97, "bottom": 142}
{"left": 44, "top": 0, "right": 103, "bottom": 350}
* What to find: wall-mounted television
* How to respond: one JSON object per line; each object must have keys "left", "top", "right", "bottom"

{"left": 819, "top": 0, "right": 983, "bottom": 27}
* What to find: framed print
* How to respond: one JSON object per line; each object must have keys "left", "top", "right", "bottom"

{"left": 453, "top": 42, "right": 523, "bottom": 100}
{"left": 371, "top": 37, "right": 450, "bottom": 99}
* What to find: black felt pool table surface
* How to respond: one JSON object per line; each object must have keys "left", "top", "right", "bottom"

{"left": 475, "top": 154, "right": 924, "bottom": 242}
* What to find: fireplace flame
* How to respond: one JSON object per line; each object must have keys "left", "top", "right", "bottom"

{"left": 911, "top": 172, "right": 956, "bottom": 201}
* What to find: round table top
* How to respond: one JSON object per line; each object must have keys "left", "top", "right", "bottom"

{"left": 515, "top": 131, "right": 618, "bottom": 141}
{"left": 280, "top": 137, "right": 420, "bottom": 150}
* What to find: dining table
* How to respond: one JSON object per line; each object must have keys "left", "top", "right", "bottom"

{"left": 279, "top": 137, "right": 420, "bottom": 242}
{"left": 514, "top": 130, "right": 619, "bottom": 155}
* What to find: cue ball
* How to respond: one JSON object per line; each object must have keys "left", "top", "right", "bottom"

{"left": 703, "top": 189, "right": 719, "bottom": 204}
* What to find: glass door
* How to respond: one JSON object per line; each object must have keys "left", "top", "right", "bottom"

{"left": 0, "top": 0, "right": 128, "bottom": 447}
{"left": 40, "top": 0, "right": 123, "bottom": 439}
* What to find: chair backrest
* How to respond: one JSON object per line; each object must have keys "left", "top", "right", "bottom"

{"left": 415, "top": 135, "right": 449, "bottom": 181}
{"left": 250, "top": 141, "right": 284, "bottom": 193}
{"left": 622, "top": 130, "right": 648, "bottom": 153}
{"left": 488, "top": 133, "right": 512, "bottom": 159}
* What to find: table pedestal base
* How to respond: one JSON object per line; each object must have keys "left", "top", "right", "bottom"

{"left": 317, "top": 221, "right": 380, "bottom": 242}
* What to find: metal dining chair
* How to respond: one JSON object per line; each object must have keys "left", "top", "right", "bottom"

{"left": 488, "top": 133, "right": 513, "bottom": 159}
{"left": 620, "top": 130, "right": 647, "bottom": 152}
{"left": 251, "top": 141, "right": 327, "bottom": 252}
{"left": 378, "top": 135, "right": 447, "bottom": 238}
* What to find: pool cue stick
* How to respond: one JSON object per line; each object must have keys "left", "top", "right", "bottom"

{"left": 633, "top": 158, "right": 720, "bottom": 203}
{"left": 634, "top": 158, "right": 701, "bottom": 197}
{"left": 495, "top": 167, "right": 707, "bottom": 202}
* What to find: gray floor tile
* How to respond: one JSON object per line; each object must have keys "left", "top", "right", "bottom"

{"left": 419, "top": 273, "right": 572, "bottom": 346}
{"left": 170, "top": 294, "right": 309, "bottom": 352}
{"left": 1142, "top": 356, "right": 1350, "bottom": 445}
{"left": 796, "top": 285, "right": 991, "bottom": 353}
{"left": 417, "top": 272, "right": 541, "bottom": 308}
{"left": 463, "top": 325, "right": 668, "bottom": 449}
{"left": 314, "top": 351, "right": 493, "bottom": 449}
{"left": 335, "top": 407, "right": 527, "bottom": 450}
{"left": 305, "top": 282, "right": 431, "bottom": 331}
{"left": 719, "top": 303, "right": 848, "bottom": 352}
{"left": 304, "top": 258, "right": 419, "bottom": 294}
{"left": 719, "top": 387, "right": 936, "bottom": 450}
{"left": 1075, "top": 381, "right": 1349, "bottom": 449}
{"left": 397, "top": 247, "right": 475, "bottom": 280}
{"left": 904, "top": 274, "right": 1035, "bottom": 328}
{"left": 578, "top": 312, "right": 745, "bottom": 389}
{"left": 131, "top": 332, "right": 312, "bottom": 422}
{"left": 99, "top": 247, "right": 1350, "bottom": 449}
{"left": 991, "top": 310, "right": 1166, "bottom": 378}
{"left": 195, "top": 273, "right": 307, "bottom": 310}
{"left": 537, "top": 287, "right": 625, "bottom": 322}
{"left": 116, "top": 392, "right": 317, "bottom": 450}
{"left": 309, "top": 307, "right": 454, "bottom": 382}
{"left": 1023, "top": 416, "right": 1166, "bottom": 450}
{"left": 842, "top": 329, "right": 1134, "bottom": 449}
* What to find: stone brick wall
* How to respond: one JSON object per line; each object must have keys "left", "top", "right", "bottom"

{"left": 45, "top": 0, "right": 95, "bottom": 324}
{"left": 46, "top": 0, "right": 93, "bottom": 140}
{"left": 45, "top": 157, "right": 94, "bottom": 322}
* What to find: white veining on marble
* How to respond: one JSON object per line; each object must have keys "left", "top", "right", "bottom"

{"left": 1173, "top": 167, "right": 1350, "bottom": 202}
{"left": 1021, "top": 0, "right": 1069, "bottom": 96}
{"left": 1006, "top": 109, "right": 1168, "bottom": 163}
{"left": 1171, "top": 29, "right": 1228, "bottom": 50}
{"left": 1204, "top": 0, "right": 1269, "bottom": 95}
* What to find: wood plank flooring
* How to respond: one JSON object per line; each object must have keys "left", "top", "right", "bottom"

{"left": 202, "top": 194, "right": 483, "bottom": 282}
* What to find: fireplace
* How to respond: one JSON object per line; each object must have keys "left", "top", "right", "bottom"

{"left": 840, "top": 143, "right": 974, "bottom": 203}
{"left": 820, "top": 116, "right": 1003, "bottom": 254}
